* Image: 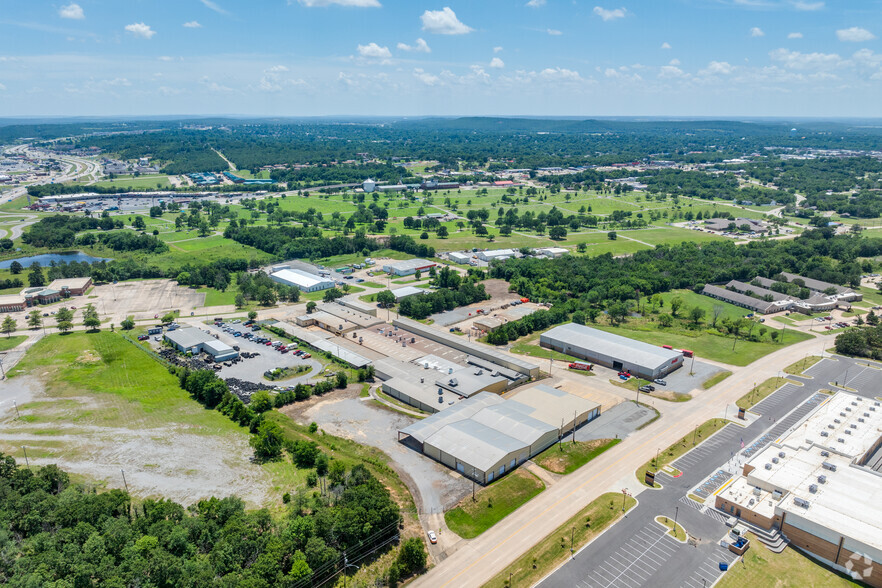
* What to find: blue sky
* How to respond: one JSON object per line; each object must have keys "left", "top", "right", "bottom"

{"left": 1, "top": 0, "right": 881, "bottom": 117}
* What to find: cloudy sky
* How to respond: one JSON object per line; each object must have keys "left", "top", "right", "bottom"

{"left": 1, "top": 1, "right": 881, "bottom": 117}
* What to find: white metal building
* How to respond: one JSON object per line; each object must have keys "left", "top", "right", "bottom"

{"left": 536, "top": 247, "right": 569, "bottom": 258}
{"left": 391, "top": 286, "right": 428, "bottom": 301}
{"left": 164, "top": 327, "right": 238, "bottom": 362}
{"left": 269, "top": 268, "right": 335, "bottom": 292}
{"left": 448, "top": 252, "right": 473, "bottom": 264}
{"left": 477, "top": 249, "right": 517, "bottom": 262}
{"left": 382, "top": 258, "right": 437, "bottom": 276}
{"left": 540, "top": 323, "right": 684, "bottom": 380}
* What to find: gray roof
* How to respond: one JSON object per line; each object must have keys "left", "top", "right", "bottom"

{"left": 383, "top": 258, "right": 436, "bottom": 271}
{"left": 726, "top": 280, "right": 791, "bottom": 302}
{"left": 401, "top": 392, "right": 505, "bottom": 444}
{"left": 541, "top": 323, "right": 682, "bottom": 369}
{"left": 508, "top": 384, "right": 600, "bottom": 428}
{"left": 164, "top": 327, "right": 211, "bottom": 348}
{"left": 392, "top": 286, "right": 428, "bottom": 300}
{"left": 470, "top": 403, "right": 556, "bottom": 442}
{"left": 434, "top": 366, "right": 507, "bottom": 397}
{"left": 781, "top": 272, "right": 852, "bottom": 295}
{"left": 702, "top": 285, "right": 778, "bottom": 313}
{"left": 425, "top": 419, "right": 524, "bottom": 472}
{"left": 203, "top": 339, "right": 236, "bottom": 356}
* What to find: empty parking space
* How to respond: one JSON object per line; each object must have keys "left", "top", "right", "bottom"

{"left": 578, "top": 523, "right": 681, "bottom": 588}
{"left": 682, "top": 547, "right": 739, "bottom": 588}
{"left": 750, "top": 382, "right": 805, "bottom": 416}
{"left": 741, "top": 393, "right": 827, "bottom": 458}
{"left": 673, "top": 426, "right": 741, "bottom": 472}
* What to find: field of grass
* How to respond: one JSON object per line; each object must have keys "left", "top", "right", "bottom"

{"left": 444, "top": 469, "right": 545, "bottom": 539}
{"left": 737, "top": 377, "right": 800, "bottom": 411}
{"left": 89, "top": 175, "right": 172, "bottom": 190}
{"left": 656, "top": 289, "right": 754, "bottom": 322}
{"left": 783, "top": 355, "right": 823, "bottom": 375}
{"left": 717, "top": 533, "right": 863, "bottom": 588}
{"left": 484, "top": 492, "right": 637, "bottom": 588}
{"left": 655, "top": 516, "right": 687, "bottom": 540}
{"left": 636, "top": 418, "right": 728, "bottom": 486}
{"left": 0, "top": 335, "right": 26, "bottom": 351}
{"left": 703, "top": 370, "right": 732, "bottom": 389}
{"left": 533, "top": 439, "right": 620, "bottom": 475}
{"left": 196, "top": 285, "right": 240, "bottom": 307}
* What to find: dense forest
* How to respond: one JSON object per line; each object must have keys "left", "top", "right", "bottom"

{"left": 0, "top": 452, "right": 421, "bottom": 587}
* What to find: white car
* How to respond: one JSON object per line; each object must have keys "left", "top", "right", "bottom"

{"left": 427, "top": 530, "right": 437, "bottom": 544}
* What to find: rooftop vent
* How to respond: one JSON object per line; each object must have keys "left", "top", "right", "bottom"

{"left": 850, "top": 423, "right": 858, "bottom": 429}
{"left": 474, "top": 369, "right": 483, "bottom": 376}
{"left": 449, "top": 378, "right": 458, "bottom": 387}
{"left": 793, "top": 497, "right": 811, "bottom": 508}
{"left": 845, "top": 430, "right": 852, "bottom": 435}
{"left": 753, "top": 487, "right": 762, "bottom": 496}
{"left": 840, "top": 412, "right": 847, "bottom": 417}
{"left": 864, "top": 413, "right": 870, "bottom": 417}
{"left": 809, "top": 484, "right": 818, "bottom": 494}
{"left": 838, "top": 437, "right": 846, "bottom": 443}
{"left": 846, "top": 407, "right": 852, "bottom": 412}
{"left": 851, "top": 401, "right": 859, "bottom": 406}
{"left": 779, "top": 452, "right": 786, "bottom": 458}
{"left": 818, "top": 475, "right": 827, "bottom": 484}
{"left": 827, "top": 424, "right": 835, "bottom": 429}
{"left": 820, "top": 431, "right": 829, "bottom": 437}
{"left": 764, "top": 463, "right": 772, "bottom": 470}
{"left": 821, "top": 450, "right": 830, "bottom": 457}
{"left": 822, "top": 462, "right": 837, "bottom": 472}
{"left": 772, "top": 457, "right": 780, "bottom": 464}
{"left": 858, "top": 418, "right": 865, "bottom": 423}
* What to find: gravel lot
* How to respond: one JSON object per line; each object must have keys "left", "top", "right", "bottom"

{"left": 283, "top": 388, "right": 472, "bottom": 515}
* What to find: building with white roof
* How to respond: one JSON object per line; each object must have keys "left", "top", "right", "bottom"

{"left": 269, "top": 268, "right": 335, "bottom": 292}
{"left": 540, "top": 323, "right": 684, "bottom": 380}
{"left": 715, "top": 392, "right": 882, "bottom": 586}
{"left": 536, "top": 247, "right": 569, "bottom": 258}
{"left": 164, "top": 327, "right": 238, "bottom": 362}
{"left": 448, "top": 251, "right": 473, "bottom": 264}
{"left": 391, "top": 286, "right": 428, "bottom": 301}
{"left": 382, "top": 258, "right": 436, "bottom": 276}
{"left": 477, "top": 248, "right": 517, "bottom": 262}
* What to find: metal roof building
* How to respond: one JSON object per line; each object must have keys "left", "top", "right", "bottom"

{"left": 382, "top": 258, "right": 437, "bottom": 276}
{"left": 540, "top": 323, "right": 683, "bottom": 380}
{"left": 399, "top": 389, "right": 600, "bottom": 484}
{"left": 701, "top": 284, "right": 785, "bottom": 314}
{"left": 164, "top": 327, "right": 238, "bottom": 362}
{"left": 477, "top": 249, "right": 517, "bottom": 262}
{"left": 269, "top": 268, "right": 335, "bottom": 292}
{"left": 391, "top": 286, "right": 428, "bottom": 301}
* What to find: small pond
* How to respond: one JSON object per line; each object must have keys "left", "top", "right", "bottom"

{"left": 0, "top": 252, "right": 111, "bottom": 269}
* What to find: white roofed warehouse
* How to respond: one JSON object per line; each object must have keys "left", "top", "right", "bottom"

{"left": 382, "top": 258, "right": 437, "bottom": 276}
{"left": 164, "top": 327, "right": 238, "bottom": 362}
{"left": 269, "top": 268, "right": 335, "bottom": 292}
{"left": 540, "top": 323, "right": 684, "bottom": 380}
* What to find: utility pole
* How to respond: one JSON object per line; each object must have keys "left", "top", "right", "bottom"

{"left": 472, "top": 468, "right": 476, "bottom": 501}
{"left": 692, "top": 425, "right": 698, "bottom": 446}
{"left": 572, "top": 410, "right": 577, "bottom": 444}
{"left": 570, "top": 526, "right": 575, "bottom": 558}
{"left": 121, "top": 469, "right": 128, "bottom": 493}
{"left": 21, "top": 446, "right": 29, "bottom": 468}
{"left": 13, "top": 399, "right": 20, "bottom": 418}
{"left": 655, "top": 447, "right": 660, "bottom": 472}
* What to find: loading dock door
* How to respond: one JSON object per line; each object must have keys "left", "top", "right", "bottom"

{"left": 613, "top": 361, "right": 623, "bottom": 370}
{"left": 488, "top": 471, "right": 495, "bottom": 482}
{"left": 456, "top": 463, "right": 464, "bottom": 474}
{"left": 510, "top": 459, "right": 516, "bottom": 470}
{"left": 499, "top": 464, "right": 505, "bottom": 476}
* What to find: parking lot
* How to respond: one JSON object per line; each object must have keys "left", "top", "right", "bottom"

{"left": 658, "top": 359, "right": 727, "bottom": 395}
{"left": 803, "top": 355, "right": 882, "bottom": 397}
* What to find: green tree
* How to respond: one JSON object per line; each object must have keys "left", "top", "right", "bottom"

{"left": 234, "top": 293, "right": 246, "bottom": 308}
{"left": 328, "top": 460, "right": 346, "bottom": 486}
{"left": 376, "top": 290, "right": 396, "bottom": 308}
{"left": 549, "top": 226, "right": 567, "bottom": 240}
{"left": 577, "top": 242, "right": 587, "bottom": 253}
{"left": 437, "top": 225, "right": 449, "bottom": 238}
{"left": 83, "top": 304, "right": 101, "bottom": 331}
{"left": 658, "top": 313, "right": 674, "bottom": 327}
{"left": 55, "top": 307, "right": 74, "bottom": 333}
{"left": 688, "top": 306, "right": 706, "bottom": 325}
{"left": 1, "top": 315, "right": 16, "bottom": 337}
{"left": 176, "top": 272, "right": 190, "bottom": 286}
{"left": 607, "top": 231, "right": 617, "bottom": 240}
{"left": 28, "top": 262, "right": 45, "bottom": 287}
{"left": 27, "top": 310, "right": 41, "bottom": 330}
{"left": 250, "top": 420, "right": 285, "bottom": 461}
{"left": 670, "top": 296, "right": 684, "bottom": 317}
{"left": 9, "top": 260, "right": 23, "bottom": 275}
{"left": 161, "top": 312, "right": 176, "bottom": 324}
{"left": 198, "top": 219, "right": 211, "bottom": 237}
{"left": 258, "top": 287, "right": 277, "bottom": 306}
{"left": 249, "top": 390, "right": 273, "bottom": 413}
{"left": 121, "top": 316, "right": 135, "bottom": 330}
{"left": 248, "top": 310, "right": 258, "bottom": 321}
{"left": 133, "top": 216, "right": 146, "bottom": 230}
{"left": 397, "top": 537, "right": 427, "bottom": 575}
{"left": 335, "top": 371, "right": 348, "bottom": 389}
{"left": 288, "top": 551, "right": 312, "bottom": 581}
{"left": 306, "top": 301, "right": 317, "bottom": 314}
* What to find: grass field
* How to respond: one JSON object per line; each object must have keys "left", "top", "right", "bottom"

{"left": 0, "top": 335, "right": 26, "bottom": 351}
{"left": 737, "top": 377, "right": 800, "bottom": 410}
{"left": 717, "top": 533, "right": 863, "bottom": 588}
{"left": 636, "top": 418, "right": 728, "bottom": 486}
{"left": 703, "top": 370, "right": 732, "bottom": 389}
{"left": 484, "top": 492, "right": 637, "bottom": 588}
{"left": 533, "top": 438, "right": 620, "bottom": 474}
{"left": 783, "top": 355, "right": 823, "bottom": 375}
{"left": 444, "top": 469, "right": 545, "bottom": 539}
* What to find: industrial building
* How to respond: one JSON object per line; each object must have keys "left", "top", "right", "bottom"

{"left": 702, "top": 284, "right": 786, "bottom": 314}
{"left": 540, "top": 323, "right": 684, "bottom": 380}
{"left": 164, "top": 327, "right": 238, "bottom": 362}
{"left": 399, "top": 387, "right": 600, "bottom": 484}
{"left": 382, "top": 258, "right": 437, "bottom": 276}
{"left": 393, "top": 317, "right": 540, "bottom": 378}
{"left": 536, "top": 247, "right": 569, "bottom": 258}
{"left": 448, "top": 251, "right": 474, "bottom": 264}
{"left": 715, "top": 393, "right": 882, "bottom": 586}
{"left": 391, "top": 286, "right": 428, "bottom": 301}
{"left": 295, "top": 302, "right": 382, "bottom": 334}
{"left": 269, "top": 268, "right": 335, "bottom": 292}
{"left": 477, "top": 249, "right": 517, "bottom": 262}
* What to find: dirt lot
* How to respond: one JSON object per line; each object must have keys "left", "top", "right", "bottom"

{"left": 282, "top": 386, "right": 472, "bottom": 515}
{"left": 95, "top": 279, "right": 207, "bottom": 323}
{"left": 0, "top": 374, "right": 273, "bottom": 508}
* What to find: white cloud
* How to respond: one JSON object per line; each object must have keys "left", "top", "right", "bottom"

{"left": 413, "top": 68, "right": 440, "bottom": 86}
{"left": 540, "top": 67, "right": 582, "bottom": 81}
{"left": 183, "top": 21, "right": 202, "bottom": 28}
{"left": 769, "top": 48, "right": 842, "bottom": 70}
{"left": 298, "top": 0, "right": 381, "bottom": 5}
{"left": 526, "top": 0, "right": 546, "bottom": 5}
{"left": 158, "top": 56, "right": 175, "bottom": 62}
{"left": 660, "top": 42, "right": 671, "bottom": 49}
{"left": 0, "top": 83, "right": 7, "bottom": 91}
{"left": 58, "top": 3, "right": 84, "bottom": 20}
{"left": 593, "top": 6, "right": 627, "bottom": 21}
{"left": 267, "top": 65, "right": 289, "bottom": 72}
{"left": 787, "top": 32, "right": 803, "bottom": 39}
{"left": 659, "top": 65, "right": 687, "bottom": 78}
{"left": 397, "top": 38, "right": 431, "bottom": 53}
{"left": 836, "top": 27, "right": 876, "bottom": 43}
{"left": 490, "top": 57, "right": 505, "bottom": 68}
{"left": 200, "top": 0, "right": 229, "bottom": 15}
{"left": 547, "top": 28, "right": 563, "bottom": 36}
{"left": 124, "top": 23, "right": 156, "bottom": 39}
{"left": 669, "top": 58, "right": 681, "bottom": 66}
{"left": 792, "top": 1, "right": 823, "bottom": 10}
{"left": 701, "top": 61, "right": 733, "bottom": 75}
{"left": 494, "top": 46, "right": 503, "bottom": 53}
{"left": 421, "top": 7, "right": 473, "bottom": 35}
{"left": 357, "top": 42, "right": 392, "bottom": 59}
{"left": 750, "top": 27, "right": 765, "bottom": 37}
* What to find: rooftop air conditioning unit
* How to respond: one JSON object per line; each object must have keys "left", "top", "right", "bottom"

{"left": 449, "top": 378, "right": 458, "bottom": 387}
{"left": 845, "top": 430, "right": 852, "bottom": 435}
{"left": 772, "top": 457, "right": 779, "bottom": 464}
{"left": 864, "top": 413, "right": 870, "bottom": 418}
{"left": 846, "top": 407, "right": 852, "bottom": 412}
{"left": 850, "top": 424, "right": 858, "bottom": 429}
{"left": 822, "top": 462, "right": 837, "bottom": 471}
{"left": 438, "top": 388, "right": 443, "bottom": 395}
{"left": 840, "top": 412, "right": 847, "bottom": 417}
{"left": 764, "top": 463, "right": 772, "bottom": 470}
{"left": 828, "top": 424, "right": 835, "bottom": 429}
{"left": 793, "top": 497, "right": 810, "bottom": 508}
{"left": 858, "top": 418, "right": 865, "bottom": 423}
{"left": 834, "top": 419, "right": 841, "bottom": 424}
{"left": 474, "top": 369, "right": 483, "bottom": 376}
{"left": 818, "top": 475, "right": 827, "bottom": 484}
{"left": 872, "top": 407, "right": 877, "bottom": 412}
{"left": 809, "top": 484, "right": 818, "bottom": 493}
{"left": 852, "top": 401, "right": 859, "bottom": 406}
{"left": 753, "top": 487, "right": 762, "bottom": 496}
{"left": 821, "top": 450, "right": 830, "bottom": 457}
{"left": 820, "top": 431, "right": 829, "bottom": 437}
{"left": 778, "top": 452, "right": 786, "bottom": 458}
{"left": 838, "top": 437, "right": 846, "bottom": 443}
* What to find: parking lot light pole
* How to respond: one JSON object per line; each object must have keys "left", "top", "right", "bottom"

{"left": 655, "top": 448, "right": 660, "bottom": 473}
{"left": 570, "top": 527, "right": 575, "bottom": 558}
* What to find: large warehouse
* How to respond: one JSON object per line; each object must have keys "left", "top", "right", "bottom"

{"left": 540, "top": 323, "right": 683, "bottom": 380}
{"left": 399, "top": 387, "right": 601, "bottom": 484}
{"left": 164, "top": 327, "right": 238, "bottom": 362}
{"left": 382, "top": 258, "right": 437, "bottom": 276}
{"left": 269, "top": 268, "right": 335, "bottom": 292}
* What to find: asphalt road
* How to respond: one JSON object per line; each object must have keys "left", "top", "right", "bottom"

{"left": 537, "top": 354, "right": 881, "bottom": 588}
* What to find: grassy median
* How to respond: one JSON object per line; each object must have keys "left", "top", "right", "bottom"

{"left": 484, "top": 492, "right": 637, "bottom": 588}
{"left": 636, "top": 418, "right": 728, "bottom": 486}
{"left": 533, "top": 439, "right": 621, "bottom": 475}
{"left": 444, "top": 469, "right": 545, "bottom": 539}
{"left": 783, "top": 355, "right": 823, "bottom": 376}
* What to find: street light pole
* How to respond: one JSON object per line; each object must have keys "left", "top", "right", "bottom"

{"left": 655, "top": 447, "right": 660, "bottom": 472}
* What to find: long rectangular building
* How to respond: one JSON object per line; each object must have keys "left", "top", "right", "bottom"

{"left": 540, "top": 323, "right": 683, "bottom": 380}
{"left": 701, "top": 284, "right": 787, "bottom": 314}
{"left": 269, "top": 268, "right": 335, "bottom": 292}
{"left": 164, "top": 327, "right": 238, "bottom": 362}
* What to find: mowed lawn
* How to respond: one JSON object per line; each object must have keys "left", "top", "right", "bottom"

{"left": 445, "top": 469, "right": 545, "bottom": 539}
{"left": 0, "top": 335, "right": 26, "bottom": 351}
{"left": 9, "top": 331, "right": 244, "bottom": 435}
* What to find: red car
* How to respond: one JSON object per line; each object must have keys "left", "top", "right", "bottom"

{"left": 301, "top": 353, "right": 311, "bottom": 359}
{"left": 137, "top": 335, "right": 149, "bottom": 341}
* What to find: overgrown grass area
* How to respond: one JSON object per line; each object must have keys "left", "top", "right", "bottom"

{"left": 533, "top": 439, "right": 621, "bottom": 475}
{"left": 444, "top": 469, "right": 545, "bottom": 539}
{"left": 484, "top": 492, "right": 637, "bottom": 588}
{"left": 0, "top": 335, "right": 26, "bottom": 351}
{"left": 737, "top": 376, "right": 800, "bottom": 411}
{"left": 510, "top": 341, "right": 582, "bottom": 363}
{"left": 636, "top": 418, "right": 728, "bottom": 486}
{"left": 783, "top": 355, "right": 823, "bottom": 375}
{"left": 703, "top": 370, "right": 733, "bottom": 389}
{"left": 716, "top": 533, "right": 863, "bottom": 588}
